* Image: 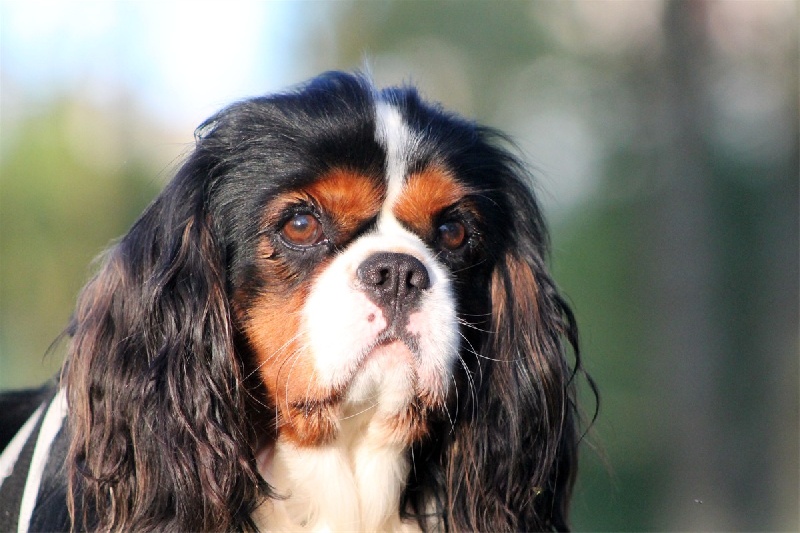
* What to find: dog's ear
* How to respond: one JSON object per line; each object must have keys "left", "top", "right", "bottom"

{"left": 63, "top": 150, "right": 265, "bottom": 531}
{"left": 485, "top": 249, "right": 579, "bottom": 530}
{"left": 437, "top": 158, "right": 590, "bottom": 532}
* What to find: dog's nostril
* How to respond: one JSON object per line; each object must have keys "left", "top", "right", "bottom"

{"left": 407, "top": 268, "right": 429, "bottom": 290}
{"left": 357, "top": 253, "right": 430, "bottom": 311}
{"left": 377, "top": 268, "right": 392, "bottom": 286}
{"left": 360, "top": 266, "right": 387, "bottom": 286}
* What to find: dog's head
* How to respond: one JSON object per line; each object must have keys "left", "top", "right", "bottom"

{"left": 64, "top": 72, "right": 593, "bottom": 532}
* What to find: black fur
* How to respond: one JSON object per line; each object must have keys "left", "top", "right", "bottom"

{"left": 1, "top": 71, "right": 596, "bottom": 532}
{"left": 0, "top": 382, "right": 56, "bottom": 452}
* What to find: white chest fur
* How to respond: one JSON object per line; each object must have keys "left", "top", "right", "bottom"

{"left": 253, "top": 407, "right": 422, "bottom": 532}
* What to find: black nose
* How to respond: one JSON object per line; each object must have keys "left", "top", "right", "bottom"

{"left": 356, "top": 252, "right": 430, "bottom": 319}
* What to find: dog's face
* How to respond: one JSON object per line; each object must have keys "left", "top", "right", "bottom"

{"left": 64, "top": 72, "right": 588, "bottom": 532}
{"left": 226, "top": 95, "right": 497, "bottom": 447}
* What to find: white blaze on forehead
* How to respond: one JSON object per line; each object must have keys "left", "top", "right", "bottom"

{"left": 374, "top": 101, "right": 415, "bottom": 212}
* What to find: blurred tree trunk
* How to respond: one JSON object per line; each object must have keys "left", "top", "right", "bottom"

{"left": 649, "top": 1, "right": 799, "bottom": 528}
{"left": 647, "top": 1, "right": 728, "bottom": 527}
{"left": 761, "top": 130, "right": 800, "bottom": 528}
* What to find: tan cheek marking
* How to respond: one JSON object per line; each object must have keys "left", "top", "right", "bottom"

{"left": 234, "top": 242, "right": 340, "bottom": 445}
{"left": 306, "top": 169, "right": 384, "bottom": 239}
{"left": 242, "top": 288, "right": 313, "bottom": 401}
{"left": 392, "top": 166, "right": 472, "bottom": 236}
{"left": 241, "top": 286, "right": 342, "bottom": 445}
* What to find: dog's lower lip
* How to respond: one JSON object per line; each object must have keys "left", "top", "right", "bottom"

{"left": 374, "top": 322, "right": 415, "bottom": 346}
{"left": 357, "top": 334, "right": 417, "bottom": 371}
{"left": 377, "top": 332, "right": 401, "bottom": 345}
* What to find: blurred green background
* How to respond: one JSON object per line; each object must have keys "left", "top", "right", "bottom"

{"left": 1, "top": 1, "right": 797, "bottom": 530}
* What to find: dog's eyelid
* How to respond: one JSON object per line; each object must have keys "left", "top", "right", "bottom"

{"left": 269, "top": 200, "right": 324, "bottom": 229}
{"left": 260, "top": 195, "right": 318, "bottom": 228}
{"left": 285, "top": 198, "right": 321, "bottom": 216}
{"left": 437, "top": 202, "right": 481, "bottom": 230}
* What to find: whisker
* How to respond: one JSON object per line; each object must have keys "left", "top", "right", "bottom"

{"left": 457, "top": 310, "right": 493, "bottom": 318}
{"left": 244, "top": 330, "right": 304, "bottom": 381}
{"left": 441, "top": 399, "right": 456, "bottom": 436}
{"left": 455, "top": 354, "right": 478, "bottom": 423}
{"left": 448, "top": 371, "right": 460, "bottom": 431}
{"left": 456, "top": 317, "right": 491, "bottom": 333}
{"left": 281, "top": 348, "right": 307, "bottom": 420}
{"left": 458, "top": 330, "right": 520, "bottom": 362}
{"left": 339, "top": 400, "right": 381, "bottom": 421}
{"left": 301, "top": 358, "right": 319, "bottom": 418}
{"left": 449, "top": 258, "right": 488, "bottom": 275}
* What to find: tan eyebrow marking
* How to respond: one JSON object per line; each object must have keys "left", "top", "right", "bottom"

{"left": 305, "top": 169, "right": 385, "bottom": 237}
{"left": 392, "top": 166, "right": 472, "bottom": 237}
{"left": 263, "top": 169, "right": 385, "bottom": 243}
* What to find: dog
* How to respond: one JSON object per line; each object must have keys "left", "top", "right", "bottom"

{"left": 0, "top": 71, "right": 595, "bottom": 532}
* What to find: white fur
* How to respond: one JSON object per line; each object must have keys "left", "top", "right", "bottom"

{"left": 374, "top": 101, "right": 413, "bottom": 213}
{"left": 302, "top": 220, "right": 459, "bottom": 405}
{"left": 258, "top": 410, "right": 421, "bottom": 532}
{"left": 18, "top": 389, "right": 67, "bottom": 533}
{"left": 0, "top": 406, "right": 44, "bottom": 492}
{"left": 302, "top": 98, "right": 460, "bottom": 407}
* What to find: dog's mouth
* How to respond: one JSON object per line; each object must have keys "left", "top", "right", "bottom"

{"left": 353, "top": 325, "right": 426, "bottom": 379}
{"left": 372, "top": 327, "right": 420, "bottom": 356}
{"left": 282, "top": 333, "right": 421, "bottom": 405}
{"left": 363, "top": 337, "right": 416, "bottom": 370}
{"left": 274, "top": 334, "right": 428, "bottom": 446}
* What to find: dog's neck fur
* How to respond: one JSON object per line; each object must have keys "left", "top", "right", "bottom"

{"left": 253, "top": 404, "right": 422, "bottom": 532}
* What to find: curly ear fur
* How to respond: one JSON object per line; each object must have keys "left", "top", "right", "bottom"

{"left": 402, "top": 133, "right": 593, "bottom": 532}
{"left": 448, "top": 216, "right": 584, "bottom": 530}
{"left": 64, "top": 157, "right": 266, "bottom": 531}
{"left": 448, "top": 234, "right": 582, "bottom": 529}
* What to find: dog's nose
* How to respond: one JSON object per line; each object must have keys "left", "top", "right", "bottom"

{"left": 356, "top": 252, "right": 430, "bottom": 317}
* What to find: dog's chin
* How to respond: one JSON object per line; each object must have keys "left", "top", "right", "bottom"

{"left": 344, "top": 338, "right": 418, "bottom": 409}
{"left": 265, "top": 339, "right": 438, "bottom": 449}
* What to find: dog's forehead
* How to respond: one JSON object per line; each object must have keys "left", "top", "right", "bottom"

{"left": 293, "top": 167, "right": 469, "bottom": 222}
{"left": 267, "top": 101, "right": 471, "bottom": 231}
{"left": 373, "top": 101, "right": 472, "bottom": 224}
{"left": 374, "top": 101, "right": 413, "bottom": 207}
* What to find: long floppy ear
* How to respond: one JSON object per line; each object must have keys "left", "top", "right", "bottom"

{"left": 439, "top": 167, "right": 592, "bottom": 532}
{"left": 63, "top": 154, "right": 265, "bottom": 531}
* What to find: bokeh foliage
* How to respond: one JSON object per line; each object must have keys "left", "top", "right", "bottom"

{"left": 1, "top": 99, "right": 164, "bottom": 385}
{"left": 1, "top": 1, "right": 797, "bottom": 530}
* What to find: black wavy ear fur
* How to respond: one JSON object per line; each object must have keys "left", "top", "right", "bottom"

{"left": 403, "top": 129, "right": 596, "bottom": 532}
{"left": 63, "top": 148, "right": 266, "bottom": 531}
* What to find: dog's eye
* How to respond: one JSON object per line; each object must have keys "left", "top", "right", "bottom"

{"left": 281, "top": 213, "right": 325, "bottom": 247}
{"left": 437, "top": 220, "right": 467, "bottom": 250}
